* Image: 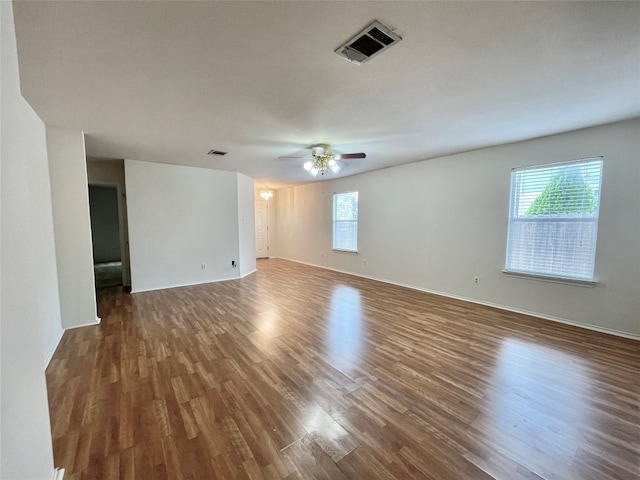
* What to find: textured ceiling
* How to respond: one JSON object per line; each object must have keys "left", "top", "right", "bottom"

{"left": 13, "top": 1, "right": 640, "bottom": 188}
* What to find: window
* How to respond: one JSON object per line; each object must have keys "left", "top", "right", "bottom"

{"left": 505, "top": 158, "right": 603, "bottom": 282}
{"left": 333, "top": 191, "right": 358, "bottom": 252}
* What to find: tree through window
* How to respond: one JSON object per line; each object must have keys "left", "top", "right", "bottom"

{"left": 505, "top": 158, "right": 603, "bottom": 281}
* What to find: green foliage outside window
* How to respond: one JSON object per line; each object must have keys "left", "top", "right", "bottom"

{"left": 525, "top": 167, "right": 597, "bottom": 216}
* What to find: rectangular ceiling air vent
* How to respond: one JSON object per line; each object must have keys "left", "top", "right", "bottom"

{"left": 335, "top": 20, "right": 402, "bottom": 65}
{"left": 207, "top": 150, "right": 227, "bottom": 156}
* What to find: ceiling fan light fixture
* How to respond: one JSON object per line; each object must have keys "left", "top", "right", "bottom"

{"left": 300, "top": 144, "right": 363, "bottom": 177}
{"left": 312, "top": 145, "right": 326, "bottom": 156}
{"left": 305, "top": 155, "right": 334, "bottom": 176}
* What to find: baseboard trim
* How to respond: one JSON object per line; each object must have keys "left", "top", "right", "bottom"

{"left": 240, "top": 268, "right": 257, "bottom": 279}
{"left": 52, "top": 467, "right": 65, "bottom": 480}
{"left": 44, "top": 328, "right": 65, "bottom": 369}
{"left": 278, "top": 257, "right": 640, "bottom": 341}
{"left": 64, "top": 316, "right": 101, "bottom": 331}
{"left": 131, "top": 276, "right": 240, "bottom": 294}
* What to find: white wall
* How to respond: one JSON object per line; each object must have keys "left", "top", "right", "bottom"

{"left": 237, "top": 174, "right": 257, "bottom": 277}
{"left": 1, "top": 1, "right": 59, "bottom": 478}
{"left": 47, "top": 126, "right": 99, "bottom": 328}
{"left": 275, "top": 119, "right": 640, "bottom": 338}
{"left": 126, "top": 160, "right": 253, "bottom": 292}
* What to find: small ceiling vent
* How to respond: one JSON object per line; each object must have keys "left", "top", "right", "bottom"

{"left": 335, "top": 20, "right": 402, "bottom": 65}
{"left": 207, "top": 149, "right": 227, "bottom": 156}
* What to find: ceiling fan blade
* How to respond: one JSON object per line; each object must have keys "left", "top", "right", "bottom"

{"left": 336, "top": 152, "right": 366, "bottom": 160}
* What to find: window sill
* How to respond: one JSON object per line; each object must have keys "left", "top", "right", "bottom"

{"left": 502, "top": 270, "right": 597, "bottom": 287}
{"left": 332, "top": 249, "right": 358, "bottom": 254}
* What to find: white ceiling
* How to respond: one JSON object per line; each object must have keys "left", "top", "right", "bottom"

{"left": 13, "top": 1, "right": 640, "bottom": 189}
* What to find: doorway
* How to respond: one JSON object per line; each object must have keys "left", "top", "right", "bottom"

{"left": 88, "top": 184, "right": 123, "bottom": 288}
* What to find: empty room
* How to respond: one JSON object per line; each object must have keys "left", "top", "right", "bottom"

{"left": 1, "top": 1, "right": 639, "bottom": 480}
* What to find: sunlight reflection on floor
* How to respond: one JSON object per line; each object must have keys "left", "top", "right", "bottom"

{"left": 327, "top": 284, "right": 363, "bottom": 373}
{"left": 257, "top": 309, "right": 279, "bottom": 336}
{"left": 475, "top": 338, "right": 590, "bottom": 478}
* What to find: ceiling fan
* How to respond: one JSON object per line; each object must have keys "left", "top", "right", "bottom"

{"left": 282, "top": 144, "right": 366, "bottom": 176}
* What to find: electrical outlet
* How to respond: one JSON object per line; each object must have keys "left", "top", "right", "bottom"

{"left": 231, "top": 260, "right": 237, "bottom": 268}
{"left": 363, "top": 259, "right": 368, "bottom": 266}
{"left": 201, "top": 263, "right": 206, "bottom": 270}
{"left": 474, "top": 276, "right": 479, "bottom": 285}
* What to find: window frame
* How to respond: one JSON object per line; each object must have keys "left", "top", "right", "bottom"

{"left": 504, "top": 157, "right": 603, "bottom": 285}
{"left": 332, "top": 190, "right": 359, "bottom": 253}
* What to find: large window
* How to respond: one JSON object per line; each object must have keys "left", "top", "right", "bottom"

{"left": 333, "top": 191, "right": 358, "bottom": 252}
{"left": 505, "top": 158, "right": 603, "bottom": 282}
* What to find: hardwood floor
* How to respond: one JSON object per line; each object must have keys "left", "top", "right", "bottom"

{"left": 46, "top": 259, "right": 640, "bottom": 480}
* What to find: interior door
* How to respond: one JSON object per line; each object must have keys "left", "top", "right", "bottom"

{"left": 255, "top": 199, "right": 269, "bottom": 258}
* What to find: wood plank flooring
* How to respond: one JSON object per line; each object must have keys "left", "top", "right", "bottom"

{"left": 46, "top": 259, "right": 640, "bottom": 479}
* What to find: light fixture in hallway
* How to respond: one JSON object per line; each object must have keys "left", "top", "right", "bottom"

{"left": 260, "top": 189, "right": 273, "bottom": 200}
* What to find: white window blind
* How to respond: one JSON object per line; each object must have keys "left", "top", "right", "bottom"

{"left": 333, "top": 191, "right": 358, "bottom": 252}
{"left": 505, "top": 158, "right": 603, "bottom": 281}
